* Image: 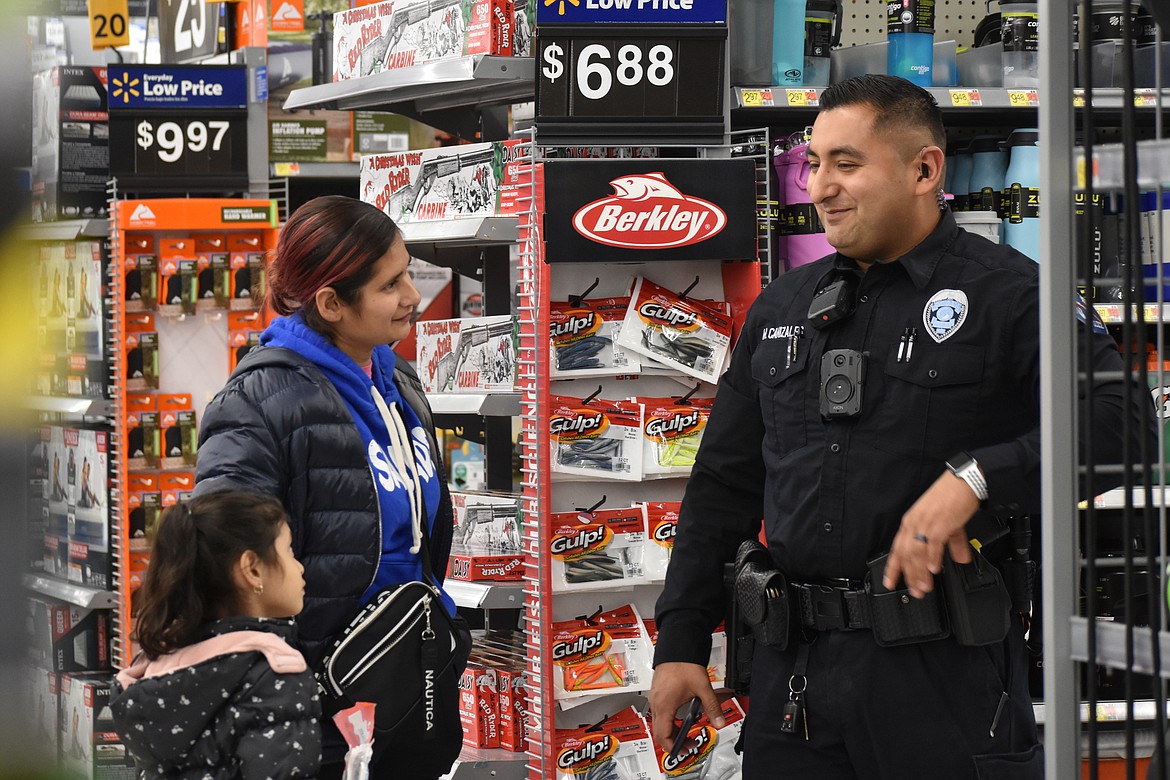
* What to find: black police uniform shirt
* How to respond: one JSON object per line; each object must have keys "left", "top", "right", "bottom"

{"left": 654, "top": 209, "right": 1140, "bottom": 667}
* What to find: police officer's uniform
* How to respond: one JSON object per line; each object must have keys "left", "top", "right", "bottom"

{"left": 653, "top": 210, "right": 1146, "bottom": 779}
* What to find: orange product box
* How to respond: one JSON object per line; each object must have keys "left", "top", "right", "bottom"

{"left": 447, "top": 550, "right": 525, "bottom": 582}
{"left": 123, "top": 234, "right": 157, "bottom": 313}
{"left": 458, "top": 664, "right": 499, "bottom": 749}
{"left": 158, "top": 237, "right": 194, "bottom": 311}
{"left": 228, "top": 310, "right": 265, "bottom": 372}
{"left": 125, "top": 393, "right": 158, "bottom": 470}
{"left": 227, "top": 233, "right": 264, "bottom": 309}
{"left": 124, "top": 313, "right": 158, "bottom": 391}
{"left": 497, "top": 667, "right": 528, "bottom": 752}
{"left": 194, "top": 235, "right": 226, "bottom": 306}
{"left": 159, "top": 471, "right": 195, "bottom": 512}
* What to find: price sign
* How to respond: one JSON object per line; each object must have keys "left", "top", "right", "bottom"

{"left": 785, "top": 89, "right": 818, "bottom": 107}
{"left": 1007, "top": 90, "right": 1039, "bottom": 107}
{"left": 110, "top": 113, "right": 249, "bottom": 190}
{"left": 537, "top": 29, "right": 725, "bottom": 139}
{"left": 949, "top": 89, "right": 983, "bottom": 107}
{"left": 88, "top": 0, "right": 130, "bottom": 49}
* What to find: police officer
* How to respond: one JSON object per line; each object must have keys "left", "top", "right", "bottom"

{"left": 648, "top": 75, "right": 1151, "bottom": 779}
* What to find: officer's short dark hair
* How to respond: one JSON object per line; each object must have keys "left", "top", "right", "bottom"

{"left": 820, "top": 75, "right": 947, "bottom": 151}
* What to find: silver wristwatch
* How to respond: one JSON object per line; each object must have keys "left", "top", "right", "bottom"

{"left": 945, "top": 452, "right": 989, "bottom": 502}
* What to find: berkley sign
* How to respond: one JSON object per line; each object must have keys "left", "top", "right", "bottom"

{"left": 572, "top": 173, "right": 727, "bottom": 249}
{"left": 545, "top": 159, "right": 756, "bottom": 263}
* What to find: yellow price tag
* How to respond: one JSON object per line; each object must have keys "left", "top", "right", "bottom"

{"left": 1135, "top": 90, "right": 1157, "bottom": 107}
{"left": 741, "top": 90, "right": 762, "bottom": 108}
{"left": 1075, "top": 156, "right": 1086, "bottom": 190}
{"left": 786, "top": 89, "right": 809, "bottom": 107}
{"left": 1073, "top": 90, "right": 1086, "bottom": 108}
{"left": 88, "top": 0, "right": 130, "bottom": 49}
{"left": 273, "top": 163, "right": 301, "bottom": 177}
{"left": 949, "top": 90, "right": 972, "bottom": 107}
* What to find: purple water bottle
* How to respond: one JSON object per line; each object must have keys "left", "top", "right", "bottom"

{"left": 785, "top": 142, "right": 834, "bottom": 269}
{"left": 772, "top": 143, "right": 791, "bottom": 272}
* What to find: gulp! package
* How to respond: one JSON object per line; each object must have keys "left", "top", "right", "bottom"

{"left": 642, "top": 501, "right": 679, "bottom": 582}
{"left": 550, "top": 395, "right": 643, "bottom": 481}
{"left": 617, "top": 277, "right": 733, "bottom": 384}
{"left": 555, "top": 706, "right": 659, "bottom": 780}
{"left": 651, "top": 698, "right": 746, "bottom": 779}
{"left": 550, "top": 297, "right": 641, "bottom": 378}
{"left": 548, "top": 505, "right": 648, "bottom": 593}
{"left": 639, "top": 396, "right": 714, "bottom": 477}
{"left": 643, "top": 617, "right": 727, "bottom": 692}
{"left": 551, "top": 604, "right": 654, "bottom": 703}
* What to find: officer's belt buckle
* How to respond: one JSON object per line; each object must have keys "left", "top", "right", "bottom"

{"left": 795, "top": 582, "right": 869, "bottom": 631}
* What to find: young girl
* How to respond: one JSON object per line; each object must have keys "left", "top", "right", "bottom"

{"left": 110, "top": 491, "right": 322, "bottom": 779}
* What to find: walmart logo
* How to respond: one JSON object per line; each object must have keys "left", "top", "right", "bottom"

{"left": 110, "top": 72, "right": 140, "bottom": 104}
{"left": 543, "top": 0, "right": 579, "bottom": 15}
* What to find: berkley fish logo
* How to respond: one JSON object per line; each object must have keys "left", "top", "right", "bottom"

{"left": 550, "top": 307, "right": 601, "bottom": 345}
{"left": 550, "top": 524, "right": 614, "bottom": 561}
{"left": 637, "top": 299, "right": 702, "bottom": 332}
{"left": 550, "top": 407, "right": 608, "bottom": 442}
{"left": 645, "top": 408, "right": 705, "bottom": 441}
{"left": 661, "top": 725, "right": 718, "bottom": 775}
{"left": 557, "top": 734, "right": 618, "bottom": 774}
{"left": 652, "top": 516, "right": 678, "bottom": 548}
{"left": 551, "top": 628, "right": 611, "bottom": 665}
{"left": 572, "top": 173, "right": 727, "bottom": 249}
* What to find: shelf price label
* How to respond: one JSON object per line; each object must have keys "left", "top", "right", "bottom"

{"left": 536, "top": 26, "right": 727, "bottom": 140}
{"left": 136, "top": 119, "right": 232, "bottom": 164}
{"left": 785, "top": 88, "right": 818, "bottom": 107}
{"left": 1008, "top": 90, "right": 1039, "bottom": 107}
{"left": 739, "top": 88, "right": 774, "bottom": 107}
{"left": 88, "top": 0, "right": 130, "bottom": 49}
{"left": 1135, "top": 89, "right": 1157, "bottom": 107}
{"left": 949, "top": 89, "right": 983, "bottom": 107}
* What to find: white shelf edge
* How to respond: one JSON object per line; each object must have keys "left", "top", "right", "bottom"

{"left": 270, "top": 162, "right": 360, "bottom": 179}
{"left": 446, "top": 580, "right": 525, "bottom": 610}
{"left": 1088, "top": 487, "right": 1169, "bottom": 510}
{"left": 443, "top": 745, "right": 527, "bottom": 780}
{"left": 16, "top": 219, "right": 108, "bottom": 242}
{"left": 284, "top": 55, "right": 534, "bottom": 113}
{"left": 1033, "top": 699, "right": 1170, "bottom": 725}
{"left": 429, "top": 392, "right": 521, "bottom": 416}
{"left": 25, "top": 396, "right": 114, "bottom": 416}
{"left": 24, "top": 574, "right": 118, "bottom": 609}
{"left": 1071, "top": 616, "right": 1170, "bottom": 680}
{"left": 402, "top": 217, "right": 520, "bottom": 248}
{"left": 1078, "top": 137, "right": 1170, "bottom": 192}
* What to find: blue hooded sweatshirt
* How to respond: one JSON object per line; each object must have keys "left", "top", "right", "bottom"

{"left": 261, "top": 314, "right": 454, "bottom": 616}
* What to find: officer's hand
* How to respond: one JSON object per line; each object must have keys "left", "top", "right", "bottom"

{"left": 648, "top": 662, "right": 725, "bottom": 752}
{"left": 883, "top": 470, "right": 980, "bottom": 599}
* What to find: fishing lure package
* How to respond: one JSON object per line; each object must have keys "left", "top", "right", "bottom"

{"left": 616, "top": 277, "right": 734, "bottom": 384}
{"left": 650, "top": 698, "right": 746, "bottom": 779}
{"left": 550, "top": 604, "right": 654, "bottom": 703}
{"left": 548, "top": 505, "right": 648, "bottom": 593}
{"left": 550, "top": 395, "right": 644, "bottom": 481}
{"left": 554, "top": 707, "right": 660, "bottom": 780}
{"left": 550, "top": 297, "right": 641, "bottom": 378}
{"left": 642, "top": 501, "right": 680, "bottom": 582}
{"left": 638, "top": 397, "right": 715, "bottom": 478}
{"left": 642, "top": 617, "right": 726, "bottom": 691}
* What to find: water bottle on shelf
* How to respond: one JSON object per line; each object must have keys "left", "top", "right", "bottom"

{"left": 773, "top": 0, "right": 806, "bottom": 86}
{"left": 1003, "top": 128, "right": 1041, "bottom": 262}
{"left": 967, "top": 136, "right": 1008, "bottom": 216}
{"left": 1001, "top": 2, "right": 1040, "bottom": 88}
{"left": 887, "top": 0, "right": 934, "bottom": 87}
{"left": 772, "top": 143, "right": 791, "bottom": 271}
{"left": 949, "top": 143, "right": 973, "bottom": 213}
{"left": 804, "top": 0, "right": 840, "bottom": 87}
{"left": 784, "top": 141, "right": 835, "bottom": 269}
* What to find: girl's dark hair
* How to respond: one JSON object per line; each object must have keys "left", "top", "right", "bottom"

{"left": 266, "top": 195, "right": 402, "bottom": 336}
{"left": 132, "top": 491, "right": 288, "bottom": 659}
{"left": 820, "top": 74, "right": 947, "bottom": 151}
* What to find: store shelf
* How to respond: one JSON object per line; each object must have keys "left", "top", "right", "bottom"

{"left": 284, "top": 56, "right": 534, "bottom": 136}
{"left": 1071, "top": 617, "right": 1170, "bottom": 680}
{"left": 16, "top": 219, "right": 108, "bottom": 241}
{"left": 25, "top": 396, "right": 114, "bottom": 416}
{"left": 1078, "top": 138, "right": 1170, "bottom": 193}
{"left": 430, "top": 392, "right": 522, "bottom": 417}
{"left": 401, "top": 217, "right": 520, "bottom": 275}
{"left": 442, "top": 745, "right": 527, "bottom": 780}
{"left": 446, "top": 580, "right": 525, "bottom": 610}
{"left": 270, "top": 162, "right": 360, "bottom": 179}
{"left": 1033, "top": 699, "right": 1170, "bottom": 725}
{"left": 1087, "top": 487, "right": 1170, "bottom": 510}
{"left": 1094, "top": 302, "right": 1170, "bottom": 324}
{"left": 23, "top": 574, "right": 118, "bottom": 609}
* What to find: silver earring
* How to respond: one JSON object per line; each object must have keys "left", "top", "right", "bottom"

{"left": 937, "top": 187, "right": 948, "bottom": 212}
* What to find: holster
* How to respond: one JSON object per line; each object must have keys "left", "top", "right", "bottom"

{"left": 734, "top": 540, "right": 790, "bottom": 650}
{"left": 942, "top": 548, "right": 1012, "bottom": 646}
{"left": 865, "top": 553, "right": 950, "bottom": 647}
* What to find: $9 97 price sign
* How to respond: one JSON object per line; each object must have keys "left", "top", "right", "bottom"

{"left": 536, "top": 28, "right": 725, "bottom": 138}
{"left": 110, "top": 112, "right": 248, "bottom": 190}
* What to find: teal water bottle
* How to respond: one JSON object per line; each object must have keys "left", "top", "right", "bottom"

{"left": 968, "top": 136, "right": 1008, "bottom": 215}
{"left": 887, "top": 0, "right": 934, "bottom": 86}
{"left": 949, "top": 143, "right": 973, "bottom": 212}
{"left": 1003, "top": 128, "right": 1041, "bottom": 262}
{"left": 773, "top": 0, "right": 806, "bottom": 85}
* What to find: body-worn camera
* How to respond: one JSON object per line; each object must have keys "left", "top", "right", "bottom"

{"left": 820, "top": 349, "right": 866, "bottom": 418}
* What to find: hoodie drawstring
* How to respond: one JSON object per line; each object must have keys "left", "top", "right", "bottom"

{"left": 371, "top": 386, "right": 424, "bottom": 555}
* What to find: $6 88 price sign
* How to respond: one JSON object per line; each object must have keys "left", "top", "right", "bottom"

{"left": 536, "top": 33, "right": 723, "bottom": 121}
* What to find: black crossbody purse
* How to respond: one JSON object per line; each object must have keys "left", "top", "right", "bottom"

{"left": 316, "top": 523, "right": 466, "bottom": 772}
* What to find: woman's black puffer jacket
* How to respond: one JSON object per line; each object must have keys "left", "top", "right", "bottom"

{"left": 194, "top": 345, "right": 455, "bottom": 670}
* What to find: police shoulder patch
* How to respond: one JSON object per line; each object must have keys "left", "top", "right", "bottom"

{"left": 1075, "top": 293, "right": 1109, "bottom": 335}
{"left": 923, "top": 289, "right": 969, "bottom": 343}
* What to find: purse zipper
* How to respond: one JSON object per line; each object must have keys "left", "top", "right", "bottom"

{"left": 336, "top": 593, "right": 431, "bottom": 689}
{"left": 327, "top": 585, "right": 442, "bottom": 694}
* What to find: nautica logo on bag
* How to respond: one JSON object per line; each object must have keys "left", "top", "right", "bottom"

{"left": 424, "top": 669, "right": 435, "bottom": 731}
{"left": 572, "top": 173, "right": 727, "bottom": 249}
